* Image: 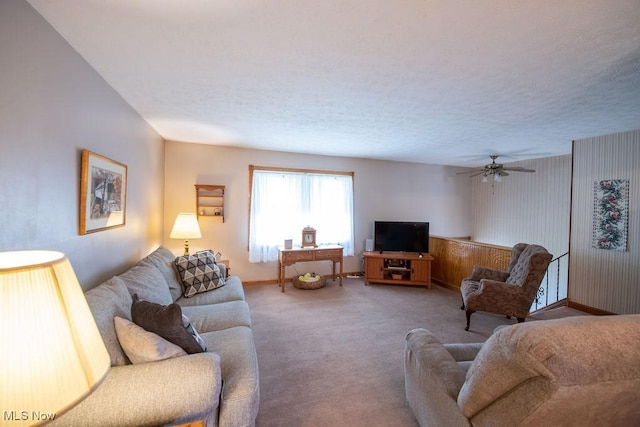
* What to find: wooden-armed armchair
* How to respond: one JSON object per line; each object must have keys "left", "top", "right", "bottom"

{"left": 460, "top": 243, "right": 552, "bottom": 331}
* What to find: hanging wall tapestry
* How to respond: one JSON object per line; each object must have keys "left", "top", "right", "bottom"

{"left": 592, "top": 179, "right": 629, "bottom": 251}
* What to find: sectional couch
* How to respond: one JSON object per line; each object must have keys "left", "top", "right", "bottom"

{"left": 53, "top": 246, "right": 259, "bottom": 427}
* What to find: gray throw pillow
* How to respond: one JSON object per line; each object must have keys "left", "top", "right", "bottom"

{"left": 114, "top": 316, "right": 187, "bottom": 364}
{"left": 174, "top": 249, "right": 225, "bottom": 297}
{"left": 130, "top": 294, "right": 206, "bottom": 354}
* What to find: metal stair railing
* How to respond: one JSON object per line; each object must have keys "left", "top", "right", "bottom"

{"left": 532, "top": 252, "right": 569, "bottom": 312}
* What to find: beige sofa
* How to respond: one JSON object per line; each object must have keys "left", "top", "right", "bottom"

{"left": 53, "top": 246, "right": 259, "bottom": 427}
{"left": 404, "top": 314, "right": 640, "bottom": 426}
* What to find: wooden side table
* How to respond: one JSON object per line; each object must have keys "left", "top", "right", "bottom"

{"left": 218, "top": 259, "right": 230, "bottom": 278}
{"left": 278, "top": 245, "right": 343, "bottom": 292}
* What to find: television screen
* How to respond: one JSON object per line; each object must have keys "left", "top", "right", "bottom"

{"left": 374, "top": 221, "right": 429, "bottom": 253}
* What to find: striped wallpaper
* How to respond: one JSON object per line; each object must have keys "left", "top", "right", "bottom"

{"left": 570, "top": 129, "right": 640, "bottom": 314}
{"left": 471, "top": 155, "right": 571, "bottom": 263}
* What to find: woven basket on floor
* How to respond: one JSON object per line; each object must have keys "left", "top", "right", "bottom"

{"left": 293, "top": 275, "right": 326, "bottom": 290}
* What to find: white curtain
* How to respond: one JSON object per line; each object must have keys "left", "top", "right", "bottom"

{"left": 249, "top": 170, "right": 354, "bottom": 263}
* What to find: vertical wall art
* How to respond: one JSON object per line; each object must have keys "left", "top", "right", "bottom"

{"left": 79, "top": 149, "right": 128, "bottom": 234}
{"left": 592, "top": 179, "right": 629, "bottom": 251}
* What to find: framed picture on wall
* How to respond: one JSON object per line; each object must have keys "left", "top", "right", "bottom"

{"left": 79, "top": 149, "right": 128, "bottom": 234}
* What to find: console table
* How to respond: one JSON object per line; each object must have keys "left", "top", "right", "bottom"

{"left": 278, "top": 245, "right": 343, "bottom": 292}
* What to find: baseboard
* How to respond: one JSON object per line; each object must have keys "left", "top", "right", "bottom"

{"left": 532, "top": 299, "right": 569, "bottom": 312}
{"left": 567, "top": 300, "right": 616, "bottom": 316}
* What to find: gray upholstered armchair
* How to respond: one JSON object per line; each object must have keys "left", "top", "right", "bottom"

{"left": 460, "top": 243, "right": 552, "bottom": 331}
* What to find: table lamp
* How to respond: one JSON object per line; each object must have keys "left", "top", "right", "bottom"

{"left": 0, "top": 250, "right": 110, "bottom": 426}
{"left": 170, "top": 212, "right": 202, "bottom": 255}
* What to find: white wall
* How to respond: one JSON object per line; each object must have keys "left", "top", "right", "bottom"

{"left": 164, "top": 141, "right": 472, "bottom": 282}
{"left": 570, "top": 129, "right": 640, "bottom": 314}
{"left": 0, "top": 0, "right": 165, "bottom": 289}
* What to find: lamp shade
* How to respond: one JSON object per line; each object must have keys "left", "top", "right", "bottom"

{"left": 0, "top": 251, "right": 110, "bottom": 425}
{"left": 170, "top": 212, "right": 202, "bottom": 239}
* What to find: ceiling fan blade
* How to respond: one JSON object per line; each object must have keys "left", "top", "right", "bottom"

{"left": 499, "top": 170, "right": 509, "bottom": 176}
{"left": 469, "top": 171, "right": 486, "bottom": 178}
{"left": 503, "top": 167, "right": 535, "bottom": 173}
{"left": 456, "top": 169, "right": 484, "bottom": 175}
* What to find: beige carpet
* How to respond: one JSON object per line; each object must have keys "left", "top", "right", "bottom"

{"left": 244, "top": 278, "right": 535, "bottom": 426}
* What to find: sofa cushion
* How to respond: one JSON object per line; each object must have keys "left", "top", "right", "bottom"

{"left": 139, "top": 246, "right": 184, "bottom": 301}
{"left": 181, "top": 300, "right": 252, "bottom": 333}
{"left": 51, "top": 352, "right": 222, "bottom": 427}
{"left": 84, "top": 276, "right": 132, "bottom": 366}
{"left": 114, "top": 316, "right": 187, "bottom": 364}
{"left": 119, "top": 263, "right": 173, "bottom": 305}
{"left": 201, "top": 326, "right": 260, "bottom": 427}
{"left": 177, "top": 275, "right": 245, "bottom": 306}
{"left": 131, "top": 295, "right": 207, "bottom": 354}
{"left": 174, "top": 250, "right": 225, "bottom": 297}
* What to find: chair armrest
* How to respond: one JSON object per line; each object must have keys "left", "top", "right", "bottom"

{"left": 52, "top": 353, "right": 222, "bottom": 427}
{"left": 464, "top": 266, "right": 509, "bottom": 282}
{"left": 444, "top": 343, "right": 484, "bottom": 363}
{"left": 479, "top": 279, "right": 522, "bottom": 297}
{"left": 404, "top": 329, "right": 471, "bottom": 426}
{"left": 405, "top": 329, "right": 468, "bottom": 398}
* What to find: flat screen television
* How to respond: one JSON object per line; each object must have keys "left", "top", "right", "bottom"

{"left": 374, "top": 221, "right": 429, "bottom": 254}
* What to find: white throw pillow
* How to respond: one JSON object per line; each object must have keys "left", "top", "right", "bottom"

{"left": 114, "top": 316, "right": 186, "bottom": 364}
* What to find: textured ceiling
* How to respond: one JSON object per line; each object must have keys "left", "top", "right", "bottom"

{"left": 28, "top": 0, "right": 640, "bottom": 166}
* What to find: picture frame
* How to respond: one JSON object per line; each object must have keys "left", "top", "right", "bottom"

{"left": 79, "top": 149, "right": 127, "bottom": 234}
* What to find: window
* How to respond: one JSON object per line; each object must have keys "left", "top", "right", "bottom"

{"left": 248, "top": 166, "right": 354, "bottom": 263}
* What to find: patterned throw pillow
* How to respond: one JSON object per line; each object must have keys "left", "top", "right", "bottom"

{"left": 174, "top": 250, "right": 225, "bottom": 297}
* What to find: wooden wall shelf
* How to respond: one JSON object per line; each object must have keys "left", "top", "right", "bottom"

{"left": 195, "top": 184, "right": 225, "bottom": 221}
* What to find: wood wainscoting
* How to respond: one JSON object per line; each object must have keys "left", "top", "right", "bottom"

{"left": 429, "top": 236, "right": 512, "bottom": 292}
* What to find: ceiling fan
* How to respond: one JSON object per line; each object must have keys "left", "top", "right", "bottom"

{"left": 458, "top": 155, "right": 535, "bottom": 182}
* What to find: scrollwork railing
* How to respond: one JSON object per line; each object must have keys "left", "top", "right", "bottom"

{"left": 533, "top": 252, "right": 568, "bottom": 311}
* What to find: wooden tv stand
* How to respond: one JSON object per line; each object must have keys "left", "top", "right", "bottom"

{"left": 363, "top": 251, "right": 434, "bottom": 289}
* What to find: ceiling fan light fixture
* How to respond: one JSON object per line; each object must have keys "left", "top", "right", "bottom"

{"left": 458, "top": 155, "right": 535, "bottom": 184}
